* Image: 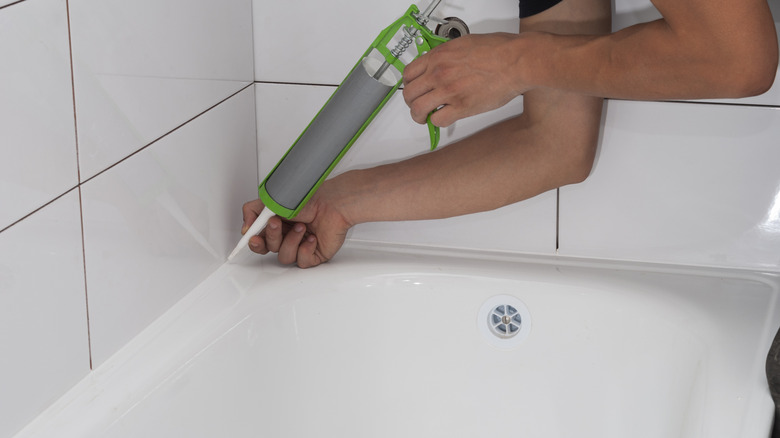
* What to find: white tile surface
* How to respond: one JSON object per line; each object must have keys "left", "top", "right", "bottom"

{"left": 81, "top": 87, "right": 258, "bottom": 367}
{"left": 559, "top": 100, "right": 780, "bottom": 271}
{"left": 256, "top": 83, "right": 556, "bottom": 255}
{"left": 0, "top": 190, "right": 90, "bottom": 438}
{"left": 253, "top": 0, "right": 520, "bottom": 84}
{"left": 614, "top": 0, "right": 780, "bottom": 107}
{"left": 0, "top": 0, "right": 78, "bottom": 231}
{"left": 69, "top": 0, "right": 255, "bottom": 181}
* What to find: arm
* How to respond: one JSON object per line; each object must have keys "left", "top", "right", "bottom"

{"left": 242, "top": 0, "right": 609, "bottom": 268}
{"left": 404, "top": 0, "right": 778, "bottom": 126}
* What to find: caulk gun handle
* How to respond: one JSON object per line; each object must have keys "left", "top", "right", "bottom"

{"left": 427, "top": 114, "right": 440, "bottom": 150}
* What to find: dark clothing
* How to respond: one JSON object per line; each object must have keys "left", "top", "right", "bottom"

{"left": 519, "top": 0, "right": 563, "bottom": 18}
{"left": 768, "top": 328, "right": 780, "bottom": 436}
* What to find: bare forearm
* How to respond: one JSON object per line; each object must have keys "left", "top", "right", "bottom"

{"left": 515, "top": 1, "right": 778, "bottom": 100}
{"left": 329, "top": 91, "right": 602, "bottom": 226}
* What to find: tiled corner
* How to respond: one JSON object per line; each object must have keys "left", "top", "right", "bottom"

{"left": 253, "top": 0, "right": 519, "bottom": 84}
{"left": 0, "top": 0, "right": 78, "bottom": 231}
{"left": 559, "top": 100, "right": 780, "bottom": 271}
{"left": 81, "top": 87, "right": 258, "bottom": 367}
{"left": 69, "top": 0, "right": 255, "bottom": 181}
{"left": 0, "top": 190, "right": 90, "bottom": 438}
{"left": 255, "top": 83, "right": 556, "bottom": 255}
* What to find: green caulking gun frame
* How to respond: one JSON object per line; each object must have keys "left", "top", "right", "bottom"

{"left": 257, "top": 0, "right": 467, "bottom": 220}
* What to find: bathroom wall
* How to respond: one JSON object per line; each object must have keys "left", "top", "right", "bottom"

{"left": 253, "top": 0, "right": 780, "bottom": 271}
{"left": 559, "top": 0, "right": 780, "bottom": 271}
{"left": 0, "top": 0, "right": 255, "bottom": 436}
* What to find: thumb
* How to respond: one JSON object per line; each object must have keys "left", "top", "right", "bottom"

{"left": 241, "top": 199, "right": 265, "bottom": 234}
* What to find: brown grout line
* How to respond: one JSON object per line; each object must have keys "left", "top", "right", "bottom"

{"left": 65, "top": 0, "right": 93, "bottom": 371}
{"left": 0, "top": 0, "right": 26, "bottom": 11}
{"left": 0, "top": 86, "right": 255, "bottom": 236}
{"left": 0, "top": 188, "right": 78, "bottom": 235}
{"left": 555, "top": 188, "right": 560, "bottom": 253}
{"left": 254, "top": 80, "right": 338, "bottom": 88}
{"left": 80, "top": 82, "right": 255, "bottom": 186}
{"left": 76, "top": 185, "right": 92, "bottom": 371}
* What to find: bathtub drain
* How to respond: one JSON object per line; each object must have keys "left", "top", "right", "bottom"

{"left": 478, "top": 295, "right": 532, "bottom": 349}
{"left": 489, "top": 304, "right": 523, "bottom": 338}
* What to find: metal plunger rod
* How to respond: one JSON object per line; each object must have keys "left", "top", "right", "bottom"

{"left": 372, "top": 0, "right": 442, "bottom": 80}
{"left": 372, "top": 60, "right": 393, "bottom": 80}
{"left": 419, "top": 0, "right": 443, "bottom": 23}
{"left": 373, "top": 26, "right": 417, "bottom": 80}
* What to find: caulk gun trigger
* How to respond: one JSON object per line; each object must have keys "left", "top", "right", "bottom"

{"left": 427, "top": 112, "right": 440, "bottom": 150}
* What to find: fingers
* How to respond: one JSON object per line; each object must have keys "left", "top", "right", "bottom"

{"left": 277, "top": 223, "right": 307, "bottom": 265}
{"left": 404, "top": 83, "right": 461, "bottom": 127}
{"left": 249, "top": 218, "right": 325, "bottom": 269}
{"left": 241, "top": 199, "right": 265, "bottom": 234}
{"left": 247, "top": 215, "right": 283, "bottom": 254}
{"left": 403, "top": 49, "right": 462, "bottom": 127}
{"left": 403, "top": 63, "right": 437, "bottom": 124}
{"left": 262, "top": 216, "right": 285, "bottom": 252}
{"left": 428, "top": 105, "right": 459, "bottom": 128}
{"left": 295, "top": 235, "right": 321, "bottom": 269}
{"left": 405, "top": 86, "right": 443, "bottom": 124}
{"left": 402, "top": 52, "right": 427, "bottom": 86}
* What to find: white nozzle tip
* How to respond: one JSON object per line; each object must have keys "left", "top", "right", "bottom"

{"left": 225, "top": 207, "right": 276, "bottom": 264}
{"left": 227, "top": 247, "right": 241, "bottom": 263}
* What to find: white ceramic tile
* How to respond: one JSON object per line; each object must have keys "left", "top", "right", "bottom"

{"left": 253, "top": 0, "right": 520, "bottom": 84}
{"left": 559, "top": 100, "right": 780, "bottom": 271}
{"left": 81, "top": 87, "right": 258, "bottom": 367}
{"left": 0, "top": 0, "right": 78, "bottom": 231}
{"left": 0, "top": 190, "right": 90, "bottom": 438}
{"left": 69, "top": 0, "right": 255, "bottom": 181}
{"left": 256, "top": 83, "right": 556, "bottom": 255}
{"left": 614, "top": 0, "right": 780, "bottom": 107}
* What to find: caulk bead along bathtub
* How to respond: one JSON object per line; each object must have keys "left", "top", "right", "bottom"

{"left": 15, "top": 243, "right": 780, "bottom": 438}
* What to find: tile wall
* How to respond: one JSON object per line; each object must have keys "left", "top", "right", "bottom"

{"left": 0, "top": 0, "right": 255, "bottom": 436}
{"left": 561, "top": 0, "right": 780, "bottom": 270}
{"left": 254, "top": 0, "right": 780, "bottom": 270}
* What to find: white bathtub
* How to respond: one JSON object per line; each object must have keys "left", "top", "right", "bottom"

{"left": 15, "top": 242, "right": 780, "bottom": 437}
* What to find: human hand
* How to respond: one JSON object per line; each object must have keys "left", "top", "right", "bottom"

{"left": 402, "top": 33, "right": 530, "bottom": 127}
{"left": 241, "top": 185, "right": 352, "bottom": 268}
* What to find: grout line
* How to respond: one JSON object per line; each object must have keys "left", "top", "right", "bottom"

{"left": 254, "top": 80, "right": 338, "bottom": 88}
{"left": 247, "top": 1, "right": 260, "bottom": 188}
{"left": 0, "top": 0, "right": 26, "bottom": 11}
{"left": 251, "top": 84, "right": 261, "bottom": 186}
{"left": 0, "top": 188, "right": 78, "bottom": 235}
{"left": 611, "top": 96, "right": 780, "bottom": 110}
{"left": 80, "top": 82, "right": 254, "bottom": 186}
{"left": 555, "top": 188, "right": 560, "bottom": 254}
{"left": 76, "top": 185, "right": 92, "bottom": 371}
{"left": 65, "top": 0, "right": 93, "bottom": 370}
{"left": 248, "top": 0, "right": 257, "bottom": 84}
{"left": 661, "top": 99, "right": 780, "bottom": 110}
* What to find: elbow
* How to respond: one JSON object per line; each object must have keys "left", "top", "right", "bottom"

{"left": 730, "top": 53, "right": 778, "bottom": 97}
{"left": 722, "top": 30, "right": 779, "bottom": 97}
{"left": 558, "top": 135, "right": 598, "bottom": 187}
{"left": 564, "top": 147, "right": 597, "bottom": 186}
